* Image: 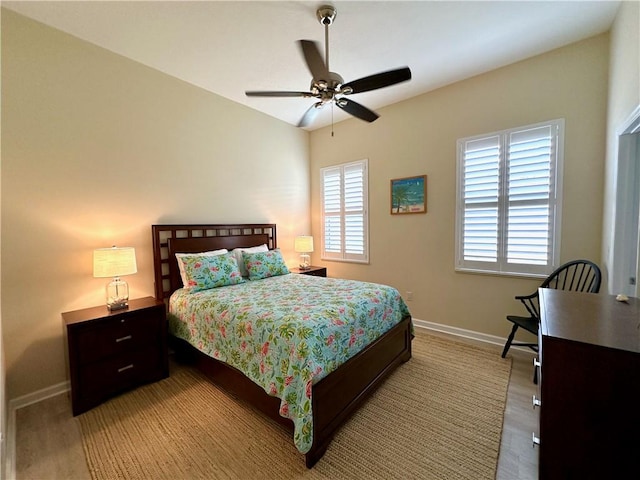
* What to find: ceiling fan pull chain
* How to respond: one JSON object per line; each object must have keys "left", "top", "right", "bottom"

{"left": 331, "top": 103, "right": 334, "bottom": 137}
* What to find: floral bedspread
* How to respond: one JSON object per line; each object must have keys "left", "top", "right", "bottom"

{"left": 168, "top": 273, "right": 411, "bottom": 454}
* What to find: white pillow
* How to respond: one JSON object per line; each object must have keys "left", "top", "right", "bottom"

{"left": 176, "top": 249, "right": 228, "bottom": 288}
{"left": 231, "top": 244, "right": 268, "bottom": 277}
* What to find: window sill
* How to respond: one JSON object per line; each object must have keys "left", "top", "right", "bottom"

{"left": 455, "top": 266, "right": 548, "bottom": 280}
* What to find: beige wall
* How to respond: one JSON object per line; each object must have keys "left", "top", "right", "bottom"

{"left": 602, "top": 0, "right": 640, "bottom": 291}
{"left": 1, "top": 10, "right": 310, "bottom": 399}
{"left": 310, "top": 34, "right": 609, "bottom": 338}
{"left": 1, "top": 6, "right": 627, "bottom": 402}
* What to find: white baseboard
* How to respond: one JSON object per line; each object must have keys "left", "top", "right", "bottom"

{"left": 8, "top": 381, "right": 70, "bottom": 412}
{"left": 412, "top": 317, "right": 536, "bottom": 356}
{"left": 412, "top": 317, "right": 506, "bottom": 346}
{"left": 5, "top": 381, "right": 69, "bottom": 480}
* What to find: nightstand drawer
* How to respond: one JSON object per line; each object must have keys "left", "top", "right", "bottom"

{"left": 75, "top": 311, "right": 161, "bottom": 364}
{"left": 78, "top": 347, "right": 164, "bottom": 403}
{"left": 302, "top": 268, "right": 326, "bottom": 277}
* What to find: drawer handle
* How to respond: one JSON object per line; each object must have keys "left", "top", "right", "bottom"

{"left": 115, "top": 335, "right": 132, "bottom": 343}
{"left": 117, "top": 364, "right": 134, "bottom": 373}
{"left": 532, "top": 432, "right": 540, "bottom": 447}
{"left": 532, "top": 395, "right": 541, "bottom": 409}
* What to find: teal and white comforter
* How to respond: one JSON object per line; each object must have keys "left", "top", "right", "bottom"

{"left": 168, "top": 273, "right": 411, "bottom": 454}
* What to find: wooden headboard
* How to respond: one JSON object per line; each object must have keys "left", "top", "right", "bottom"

{"left": 151, "top": 224, "right": 277, "bottom": 301}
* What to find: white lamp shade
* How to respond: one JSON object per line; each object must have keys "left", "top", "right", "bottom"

{"left": 294, "top": 236, "right": 314, "bottom": 253}
{"left": 93, "top": 247, "right": 137, "bottom": 278}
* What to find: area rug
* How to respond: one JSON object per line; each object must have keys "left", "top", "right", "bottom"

{"left": 77, "top": 332, "right": 512, "bottom": 479}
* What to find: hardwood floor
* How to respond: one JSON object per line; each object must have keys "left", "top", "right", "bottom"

{"left": 495, "top": 345, "right": 539, "bottom": 479}
{"left": 13, "top": 333, "right": 538, "bottom": 479}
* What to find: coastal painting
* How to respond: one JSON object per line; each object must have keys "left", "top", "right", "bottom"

{"left": 390, "top": 175, "right": 427, "bottom": 214}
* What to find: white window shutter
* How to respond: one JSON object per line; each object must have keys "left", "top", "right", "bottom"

{"left": 507, "top": 125, "right": 555, "bottom": 267}
{"left": 456, "top": 120, "right": 563, "bottom": 276}
{"left": 321, "top": 160, "right": 369, "bottom": 263}
{"left": 460, "top": 135, "right": 500, "bottom": 266}
{"left": 322, "top": 167, "right": 342, "bottom": 255}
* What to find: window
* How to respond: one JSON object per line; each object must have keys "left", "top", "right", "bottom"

{"left": 321, "top": 159, "right": 369, "bottom": 263}
{"left": 455, "top": 119, "right": 564, "bottom": 277}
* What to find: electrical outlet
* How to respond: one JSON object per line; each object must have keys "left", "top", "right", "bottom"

{"left": 406, "top": 291, "right": 413, "bottom": 301}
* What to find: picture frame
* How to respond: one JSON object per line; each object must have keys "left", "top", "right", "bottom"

{"left": 390, "top": 175, "right": 427, "bottom": 214}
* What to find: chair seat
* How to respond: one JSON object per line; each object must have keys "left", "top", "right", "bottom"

{"left": 506, "top": 315, "right": 539, "bottom": 336}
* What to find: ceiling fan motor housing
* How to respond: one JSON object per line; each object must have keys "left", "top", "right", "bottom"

{"left": 317, "top": 5, "right": 337, "bottom": 25}
{"left": 311, "top": 71, "right": 344, "bottom": 101}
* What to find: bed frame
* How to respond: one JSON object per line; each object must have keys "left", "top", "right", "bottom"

{"left": 151, "top": 223, "right": 412, "bottom": 467}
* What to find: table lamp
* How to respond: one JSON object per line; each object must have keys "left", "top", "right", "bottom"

{"left": 93, "top": 246, "right": 137, "bottom": 311}
{"left": 294, "top": 235, "right": 314, "bottom": 270}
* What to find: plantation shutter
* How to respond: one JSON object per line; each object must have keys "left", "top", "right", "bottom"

{"left": 460, "top": 135, "right": 501, "bottom": 264}
{"left": 507, "top": 125, "right": 557, "bottom": 266}
{"left": 321, "top": 160, "right": 369, "bottom": 263}
{"left": 456, "top": 120, "right": 563, "bottom": 276}
{"left": 322, "top": 166, "right": 342, "bottom": 255}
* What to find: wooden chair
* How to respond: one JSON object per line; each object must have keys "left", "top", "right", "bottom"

{"left": 501, "top": 259, "right": 602, "bottom": 359}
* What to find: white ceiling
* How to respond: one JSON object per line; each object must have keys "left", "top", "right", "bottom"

{"left": 3, "top": 1, "right": 621, "bottom": 130}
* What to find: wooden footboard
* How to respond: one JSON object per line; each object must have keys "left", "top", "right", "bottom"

{"left": 306, "top": 315, "right": 413, "bottom": 467}
{"left": 170, "top": 315, "right": 412, "bottom": 468}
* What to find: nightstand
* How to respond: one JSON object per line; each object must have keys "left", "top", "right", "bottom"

{"left": 290, "top": 266, "right": 327, "bottom": 277}
{"left": 63, "top": 296, "right": 168, "bottom": 416}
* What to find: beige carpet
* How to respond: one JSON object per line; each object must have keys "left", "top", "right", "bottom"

{"left": 77, "top": 332, "right": 512, "bottom": 479}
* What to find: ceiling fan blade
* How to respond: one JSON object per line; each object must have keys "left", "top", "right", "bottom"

{"left": 245, "top": 91, "right": 314, "bottom": 98}
{"left": 342, "top": 67, "right": 412, "bottom": 94}
{"left": 336, "top": 98, "right": 379, "bottom": 123}
{"left": 297, "top": 103, "right": 323, "bottom": 128}
{"left": 299, "top": 40, "right": 330, "bottom": 81}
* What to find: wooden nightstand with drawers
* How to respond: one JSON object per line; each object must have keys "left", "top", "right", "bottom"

{"left": 63, "top": 296, "right": 168, "bottom": 416}
{"left": 290, "top": 266, "right": 327, "bottom": 277}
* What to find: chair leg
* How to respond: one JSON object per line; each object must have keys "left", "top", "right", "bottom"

{"left": 501, "top": 324, "right": 519, "bottom": 358}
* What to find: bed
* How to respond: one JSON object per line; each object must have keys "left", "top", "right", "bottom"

{"left": 151, "top": 223, "right": 413, "bottom": 467}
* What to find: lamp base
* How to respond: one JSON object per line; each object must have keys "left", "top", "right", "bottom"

{"left": 299, "top": 253, "right": 311, "bottom": 270}
{"left": 107, "top": 301, "right": 129, "bottom": 311}
{"left": 106, "top": 277, "right": 129, "bottom": 312}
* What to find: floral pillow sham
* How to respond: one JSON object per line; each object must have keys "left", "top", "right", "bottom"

{"left": 231, "top": 244, "right": 269, "bottom": 277}
{"left": 242, "top": 249, "right": 290, "bottom": 280}
{"left": 176, "top": 249, "right": 228, "bottom": 289}
{"left": 181, "top": 252, "right": 245, "bottom": 293}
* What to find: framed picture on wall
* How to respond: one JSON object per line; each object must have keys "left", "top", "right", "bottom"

{"left": 390, "top": 175, "right": 427, "bottom": 214}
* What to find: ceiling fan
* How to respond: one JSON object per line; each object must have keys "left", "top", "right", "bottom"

{"left": 245, "top": 5, "right": 412, "bottom": 128}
